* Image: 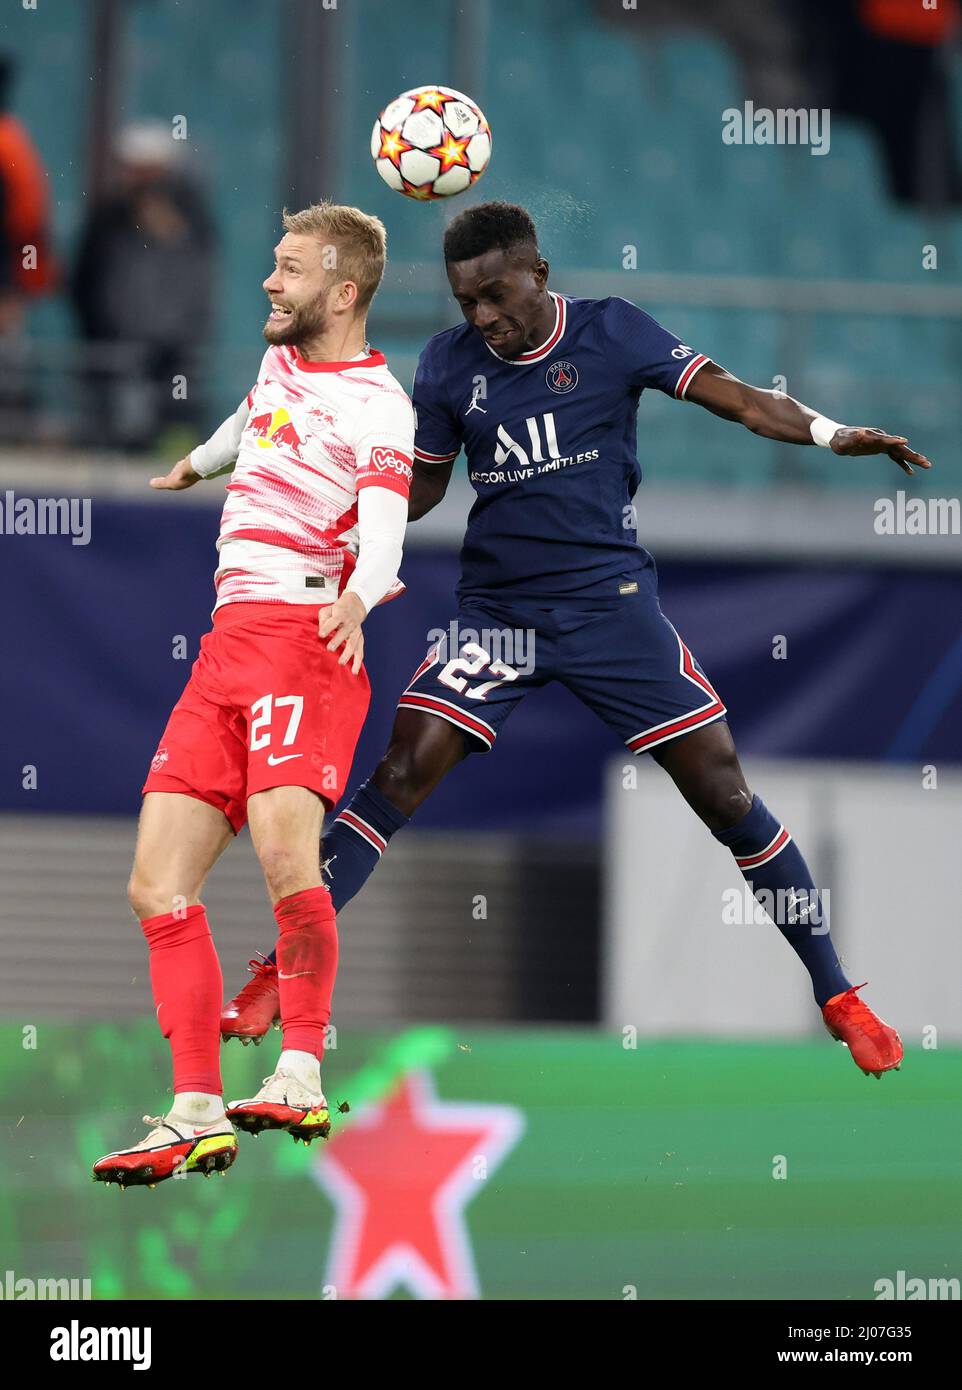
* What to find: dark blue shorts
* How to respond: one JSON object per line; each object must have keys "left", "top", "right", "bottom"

{"left": 396, "top": 592, "right": 726, "bottom": 755}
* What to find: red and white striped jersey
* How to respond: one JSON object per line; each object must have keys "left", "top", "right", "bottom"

{"left": 190, "top": 344, "right": 414, "bottom": 610}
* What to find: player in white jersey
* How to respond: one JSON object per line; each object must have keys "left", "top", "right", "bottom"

{"left": 93, "top": 203, "right": 413, "bottom": 1188}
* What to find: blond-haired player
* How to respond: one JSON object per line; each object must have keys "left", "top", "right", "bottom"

{"left": 93, "top": 203, "right": 414, "bottom": 1187}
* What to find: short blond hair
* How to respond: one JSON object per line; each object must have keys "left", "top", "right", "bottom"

{"left": 282, "top": 201, "right": 387, "bottom": 311}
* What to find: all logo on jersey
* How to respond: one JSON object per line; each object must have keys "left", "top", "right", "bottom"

{"left": 494, "top": 413, "right": 560, "bottom": 466}
{"left": 546, "top": 360, "right": 578, "bottom": 394}
{"left": 470, "top": 413, "right": 599, "bottom": 484}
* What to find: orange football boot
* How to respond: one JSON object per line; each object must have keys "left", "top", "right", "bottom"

{"left": 822, "top": 982, "right": 903, "bottom": 1078}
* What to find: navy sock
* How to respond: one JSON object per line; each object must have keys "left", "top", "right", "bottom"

{"left": 265, "top": 781, "right": 409, "bottom": 966}
{"left": 713, "top": 795, "right": 852, "bottom": 1007}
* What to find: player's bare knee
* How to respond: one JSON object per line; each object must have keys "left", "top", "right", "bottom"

{"left": 257, "top": 843, "right": 314, "bottom": 901}
{"left": 126, "top": 875, "right": 153, "bottom": 919}
{"left": 127, "top": 870, "right": 181, "bottom": 921}
{"left": 373, "top": 749, "right": 427, "bottom": 814}
{"left": 697, "top": 779, "right": 753, "bottom": 831}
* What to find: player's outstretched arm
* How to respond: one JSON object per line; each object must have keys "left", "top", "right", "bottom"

{"left": 149, "top": 456, "right": 202, "bottom": 490}
{"left": 686, "top": 362, "right": 931, "bottom": 476}
{"left": 408, "top": 457, "right": 454, "bottom": 520}
{"left": 150, "top": 398, "right": 251, "bottom": 491}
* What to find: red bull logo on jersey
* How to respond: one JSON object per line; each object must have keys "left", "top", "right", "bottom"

{"left": 307, "top": 406, "right": 336, "bottom": 433}
{"left": 249, "top": 406, "right": 304, "bottom": 459}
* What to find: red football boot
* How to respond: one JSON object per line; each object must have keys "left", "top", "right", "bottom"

{"left": 92, "top": 1115, "right": 237, "bottom": 1188}
{"left": 220, "top": 952, "right": 280, "bottom": 1044}
{"left": 822, "top": 982, "right": 903, "bottom": 1078}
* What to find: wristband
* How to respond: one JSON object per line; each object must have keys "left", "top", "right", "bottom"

{"left": 810, "top": 415, "right": 843, "bottom": 448}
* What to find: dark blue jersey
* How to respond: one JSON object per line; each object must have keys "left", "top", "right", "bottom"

{"left": 412, "top": 293, "right": 709, "bottom": 604}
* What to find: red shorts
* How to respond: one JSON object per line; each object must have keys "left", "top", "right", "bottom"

{"left": 142, "top": 602, "right": 371, "bottom": 832}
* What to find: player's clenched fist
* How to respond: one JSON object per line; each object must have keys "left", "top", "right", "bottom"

{"left": 149, "top": 456, "right": 202, "bottom": 490}
{"left": 318, "top": 591, "right": 367, "bottom": 674}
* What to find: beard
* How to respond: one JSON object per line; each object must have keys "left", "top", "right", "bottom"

{"left": 263, "top": 293, "right": 330, "bottom": 348}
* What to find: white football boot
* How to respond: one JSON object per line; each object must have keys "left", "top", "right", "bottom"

{"left": 92, "top": 1113, "right": 237, "bottom": 1188}
{"left": 227, "top": 1069, "right": 331, "bottom": 1144}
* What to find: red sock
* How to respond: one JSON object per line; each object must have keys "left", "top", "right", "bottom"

{"left": 274, "top": 886, "right": 338, "bottom": 1061}
{"left": 141, "top": 904, "right": 222, "bottom": 1096}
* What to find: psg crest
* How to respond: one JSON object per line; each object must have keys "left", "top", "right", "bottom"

{"left": 546, "top": 360, "right": 578, "bottom": 393}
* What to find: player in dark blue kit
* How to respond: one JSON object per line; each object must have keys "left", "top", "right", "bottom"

{"left": 224, "top": 203, "right": 931, "bottom": 1078}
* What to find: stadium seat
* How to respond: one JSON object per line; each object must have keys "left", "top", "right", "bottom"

{"left": 12, "top": 4, "right": 959, "bottom": 484}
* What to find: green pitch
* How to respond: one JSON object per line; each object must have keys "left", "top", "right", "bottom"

{"left": 0, "top": 1023, "right": 957, "bottom": 1300}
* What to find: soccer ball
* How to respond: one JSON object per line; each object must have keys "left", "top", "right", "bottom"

{"left": 371, "top": 86, "right": 492, "bottom": 200}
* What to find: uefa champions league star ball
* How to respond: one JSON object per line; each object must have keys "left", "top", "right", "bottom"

{"left": 371, "top": 85, "right": 492, "bottom": 200}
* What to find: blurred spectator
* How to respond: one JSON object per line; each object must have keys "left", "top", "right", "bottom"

{"left": 71, "top": 122, "right": 216, "bottom": 452}
{"left": 0, "top": 51, "right": 57, "bottom": 434}
{"left": 598, "top": 0, "right": 808, "bottom": 113}
{"left": 801, "top": 0, "right": 962, "bottom": 209}
{"left": 601, "top": 0, "right": 962, "bottom": 210}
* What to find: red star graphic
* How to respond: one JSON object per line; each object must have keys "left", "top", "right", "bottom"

{"left": 411, "top": 87, "right": 448, "bottom": 114}
{"left": 378, "top": 126, "right": 412, "bottom": 169}
{"left": 313, "top": 1071, "right": 524, "bottom": 1299}
{"left": 429, "top": 132, "right": 471, "bottom": 173}
{"left": 401, "top": 178, "right": 442, "bottom": 201}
